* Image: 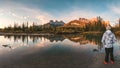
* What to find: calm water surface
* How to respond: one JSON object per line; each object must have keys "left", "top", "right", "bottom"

{"left": 0, "top": 34, "right": 120, "bottom": 67}
{"left": 0, "top": 34, "right": 120, "bottom": 55}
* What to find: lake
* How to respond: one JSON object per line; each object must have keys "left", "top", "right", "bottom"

{"left": 0, "top": 34, "right": 120, "bottom": 68}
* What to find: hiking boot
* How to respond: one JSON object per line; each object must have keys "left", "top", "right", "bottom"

{"left": 111, "top": 61, "right": 114, "bottom": 64}
{"left": 104, "top": 61, "right": 108, "bottom": 64}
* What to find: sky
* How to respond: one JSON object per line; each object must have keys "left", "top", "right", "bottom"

{"left": 0, "top": 0, "right": 120, "bottom": 28}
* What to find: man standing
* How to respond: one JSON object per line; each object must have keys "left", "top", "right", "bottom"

{"left": 101, "top": 25, "right": 117, "bottom": 64}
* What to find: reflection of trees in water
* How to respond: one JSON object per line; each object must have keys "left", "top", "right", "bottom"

{"left": 4, "top": 35, "right": 42, "bottom": 44}
{"left": 4, "top": 35, "right": 65, "bottom": 44}
{"left": 29, "top": 36, "right": 40, "bottom": 43}
{"left": 3, "top": 34, "right": 120, "bottom": 50}
{"left": 83, "top": 34, "right": 103, "bottom": 50}
{"left": 116, "top": 35, "right": 120, "bottom": 40}
{"left": 4, "top": 35, "right": 13, "bottom": 40}
{"left": 62, "top": 34, "right": 103, "bottom": 50}
{"left": 4, "top": 34, "right": 103, "bottom": 45}
{"left": 83, "top": 34, "right": 102, "bottom": 44}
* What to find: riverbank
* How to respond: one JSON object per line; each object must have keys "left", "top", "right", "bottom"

{"left": 0, "top": 33, "right": 54, "bottom": 36}
{"left": 0, "top": 31, "right": 119, "bottom": 36}
{"left": 82, "top": 31, "right": 103, "bottom": 35}
{"left": 82, "top": 31, "right": 120, "bottom": 35}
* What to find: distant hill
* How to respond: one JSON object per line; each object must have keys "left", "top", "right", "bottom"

{"left": 43, "top": 20, "right": 65, "bottom": 28}
{"left": 64, "top": 17, "right": 109, "bottom": 28}
{"left": 64, "top": 18, "right": 89, "bottom": 28}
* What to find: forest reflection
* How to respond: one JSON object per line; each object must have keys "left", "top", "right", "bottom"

{"left": 4, "top": 34, "right": 102, "bottom": 44}
{"left": 4, "top": 34, "right": 103, "bottom": 48}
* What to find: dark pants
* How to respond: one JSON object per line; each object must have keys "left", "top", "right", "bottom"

{"left": 105, "top": 47, "right": 114, "bottom": 62}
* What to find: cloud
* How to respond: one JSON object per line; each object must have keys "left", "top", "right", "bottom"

{"left": 106, "top": 4, "right": 120, "bottom": 25}
{"left": 110, "top": 6, "right": 120, "bottom": 14}
{"left": 8, "top": 11, "right": 24, "bottom": 19}
{"left": 0, "top": 2, "right": 55, "bottom": 28}
{"left": 20, "top": 7, "right": 55, "bottom": 25}
{"left": 0, "top": 0, "right": 119, "bottom": 28}
{"left": 57, "top": 8, "right": 99, "bottom": 23}
{"left": 57, "top": 7, "right": 118, "bottom": 26}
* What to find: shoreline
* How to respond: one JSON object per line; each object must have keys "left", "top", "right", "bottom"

{"left": 0, "top": 31, "right": 119, "bottom": 36}
{"left": 0, "top": 33, "right": 54, "bottom": 36}
{"left": 82, "top": 31, "right": 103, "bottom": 34}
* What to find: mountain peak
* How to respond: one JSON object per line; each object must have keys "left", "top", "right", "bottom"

{"left": 64, "top": 17, "right": 110, "bottom": 27}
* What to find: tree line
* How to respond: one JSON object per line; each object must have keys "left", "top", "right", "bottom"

{"left": 1, "top": 16, "right": 120, "bottom": 34}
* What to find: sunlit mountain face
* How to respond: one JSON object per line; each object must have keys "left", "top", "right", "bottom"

{"left": 64, "top": 17, "right": 109, "bottom": 28}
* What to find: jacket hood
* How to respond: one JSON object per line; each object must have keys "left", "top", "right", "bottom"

{"left": 106, "top": 30, "right": 112, "bottom": 34}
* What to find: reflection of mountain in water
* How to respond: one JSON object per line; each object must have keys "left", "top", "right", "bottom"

{"left": 63, "top": 34, "right": 102, "bottom": 44}
{"left": 63, "top": 34, "right": 89, "bottom": 44}
{"left": 44, "top": 35, "right": 65, "bottom": 42}
{"left": 62, "top": 34, "right": 103, "bottom": 50}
